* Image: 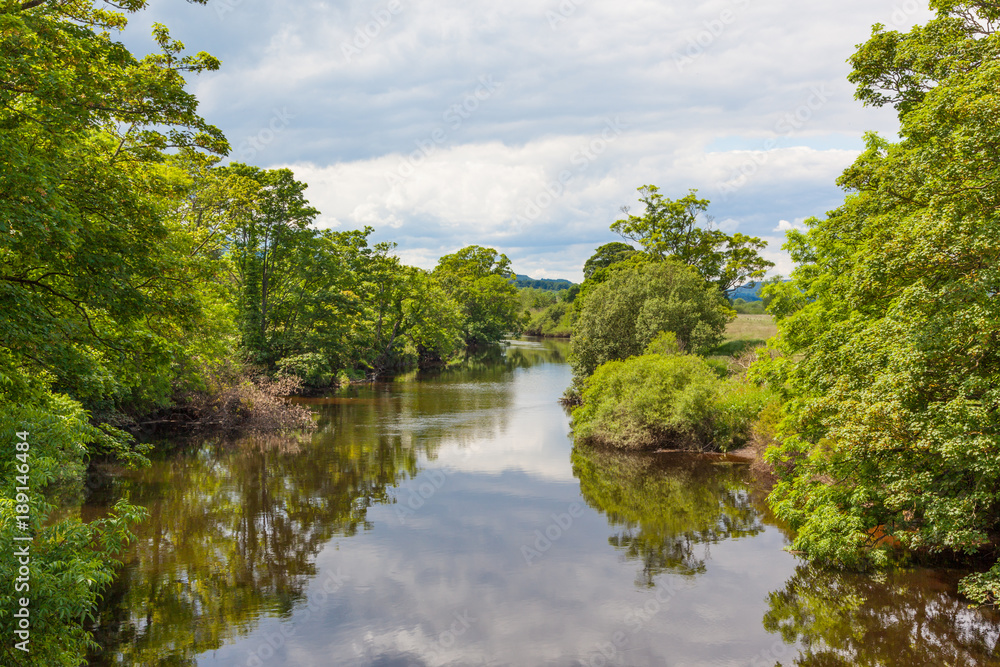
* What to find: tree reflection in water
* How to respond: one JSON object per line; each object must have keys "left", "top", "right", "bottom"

{"left": 86, "top": 429, "right": 419, "bottom": 666}
{"left": 572, "top": 444, "right": 764, "bottom": 586}
{"left": 84, "top": 342, "right": 545, "bottom": 666}
{"left": 763, "top": 565, "right": 1000, "bottom": 666}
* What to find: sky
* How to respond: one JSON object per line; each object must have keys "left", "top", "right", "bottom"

{"left": 120, "top": 0, "right": 933, "bottom": 282}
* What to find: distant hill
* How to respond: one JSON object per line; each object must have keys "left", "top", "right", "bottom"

{"left": 515, "top": 274, "right": 575, "bottom": 291}
{"left": 730, "top": 279, "right": 795, "bottom": 302}
{"left": 729, "top": 283, "right": 766, "bottom": 302}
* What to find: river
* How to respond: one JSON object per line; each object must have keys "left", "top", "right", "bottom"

{"left": 84, "top": 339, "right": 1000, "bottom": 666}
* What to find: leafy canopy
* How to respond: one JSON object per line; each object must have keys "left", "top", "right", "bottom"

{"left": 757, "top": 0, "right": 1000, "bottom": 604}
{"left": 570, "top": 259, "right": 734, "bottom": 379}
{"left": 611, "top": 186, "right": 774, "bottom": 294}
{"left": 433, "top": 245, "right": 523, "bottom": 346}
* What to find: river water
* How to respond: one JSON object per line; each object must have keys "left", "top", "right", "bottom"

{"left": 85, "top": 339, "right": 1000, "bottom": 666}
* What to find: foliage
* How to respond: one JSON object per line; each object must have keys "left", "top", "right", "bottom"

{"left": 573, "top": 334, "right": 775, "bottom": 452}
{"left": 520, "top": 287, "right": 575, "bottom": 337}
{"left": 582, "top": 242, "right": 638, "bottom": 280}
{"left": 433, "top": 245, "right": 523, "bottom": 345}
{"left": 758, "top": 1, "right": 1000, "bottom": 602}
{"left": 611, "top": 186, "right": 774, "bottom": 294}
{"left": 513, "top": 274, "right": 574, "bottom": 290}
{"left": 358, "top": 250, "right": 464, "bottom": 375}
{"left": 223, "top": 163, "right": 320, "bottom": 365}
{"left": 0, "top": 387, "right": 147, "bottom": 666}
{"left": 959, "top": 563, "right": 1000, "bottom": 607}
{"left": 0, "top": 0, "right": 227, "bottom": 661}
{"left": 523, "top": 301, "right": 573, "bottom": 337}
{"left": 570, "top": 260, "right": 734, "bottom": 378}
{"left": 573, "top": 352, "right": 719, "bottom": 450}
{"left": 276, "top": 352, "right": 334, "bottom": 388}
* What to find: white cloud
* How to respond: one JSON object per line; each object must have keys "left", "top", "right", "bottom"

{"left": 119, "top": 0, "right": 933, "bottom": 280}
{"left": 284, "top": 135, "right": 855, "bottom": 281}
{"left": 773, "top": 218, "right": 809, "bottom": 233}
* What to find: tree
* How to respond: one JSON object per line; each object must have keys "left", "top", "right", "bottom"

{"left": 359, "top": 244, "right": 463, "bottom": 376}
{"left": 611, "top": 186, "right": 774, "bottom": 294}
{"left": 0, "top": 0, "right": 225, "bottom": 663}
{"left": 582, "top": 242, "right": 637, "bottom": 280}
{"left": 757, "top": 1, "right": 1000, "bottom": 604}
{"left": 223, "top": 164, "right": 319, "bottom": 365}
{"left": 570, "top": 260, "right": 734, "bottom": 378}
{"left": 433, "top": 245, "right": 523, "bottom": 345}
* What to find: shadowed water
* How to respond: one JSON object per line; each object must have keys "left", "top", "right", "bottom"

{"left": 83, "top": 339, "right": 1000, "bottom": 666}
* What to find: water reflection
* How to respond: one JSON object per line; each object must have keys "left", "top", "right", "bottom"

{"left": 87, "top": 340, "right": 563, "bottom": 666}
{"left": 82, "top": 337, "right": 1000, "bottom": 666}
{"left": 87, "top": 430, "right": 420, "bottom": 666}
{"left": 764, "top": 565, "right": 1000, "bottom": 666}
{"left": 572, "top": 445, "right": 764, "bottom": 585}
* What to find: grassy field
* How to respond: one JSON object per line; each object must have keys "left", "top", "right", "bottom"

{"left": 711, "top": 314, "right": 778, "bottom": 357}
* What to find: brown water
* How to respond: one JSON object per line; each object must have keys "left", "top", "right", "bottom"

{"left": 83, "top": 339, "right": 1000, "bottom": 666}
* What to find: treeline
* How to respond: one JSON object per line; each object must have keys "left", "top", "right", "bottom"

{"left": 0, "top": 3, "right": 520, "bottom": 665}
{"left": 514, "top": 274, "right": 574, "bottom": 291}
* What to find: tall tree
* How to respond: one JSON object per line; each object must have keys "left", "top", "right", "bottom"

{"left": 223, "top": 164, "right": 319, "bottom": 365}
{"left": 433, "top": 245, "right": 523, "bottom": 345}
{"left": 359, "top": 243, "right": 463, "bottom": 376}
{"left": 582, "top": 242, "right": 637, "bottom": 280}
{"left": 570, "top": 259, "right": 733, "bottom": 379}
{"left": 758, "top": 1, "right": 1000, "bottom": 605}
{"left": 0, "top": 1, "right": 226, "bottom": 664}
{"left": 611, "top": 186, "right": 773, "bottom": 294}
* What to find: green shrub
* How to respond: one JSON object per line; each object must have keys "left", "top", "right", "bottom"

{"left": 710, "top": 379, "right": 777, "bottom": 451}
{"left": 572, "top": 343, "right": 774, "bottom": 452}
{"left": 573, "top": 352, "right": 719, "bottom": 450}
{"left": 0, "top": 387, "right": 146, "bottom": 666}
{"left": 276, "top": 352, "right": 334, "bottom": 388}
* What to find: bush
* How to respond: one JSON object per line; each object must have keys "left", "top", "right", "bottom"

{"left": 710, "top": 379, "right": 777, "bottom": 451}
{"left": 570, "top": 260, "right": 733, "bottom": 379}
{"left": 572, "top": 341, "right": 774, "bottom": 452}
{"left": 0, "top": 388, "right": 147, "bottom": 666}
{"left": 276, "top": 352, "right": 334, "bottom": 389}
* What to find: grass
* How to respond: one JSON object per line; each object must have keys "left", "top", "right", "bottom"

{"left": 708, "top": 314, "right": 778, "bottom": 358}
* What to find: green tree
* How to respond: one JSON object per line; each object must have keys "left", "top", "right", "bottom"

{"left": 582, "top": 242, "right": 637, "bottom": 280}
{"left": 0, "top": 1, "right": 225, "bottom": 663}
{"left": 570, "top": 260, "right": 734, "bottom": 378}
{"left": 758, "top": 1, "right": 1000, "bottom": 602}
{"left": 433, "top": 245, "right": 523, "bottom": 345}
{"left": 359, "top": 244, "right": 463, "bottom": 376}
{"left": 223, "top": 164, "right": 320, "bottom": 365}
{"left": 611, "top": 186, "right": 774, "bottom": 294}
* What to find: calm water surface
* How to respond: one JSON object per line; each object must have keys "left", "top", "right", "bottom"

{"left": 85, "top": 339, "right": 1000, "bottom": 666}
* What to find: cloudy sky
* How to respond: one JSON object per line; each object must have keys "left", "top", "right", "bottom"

{"left": 121, "top": 0, "right": 931, "bottom": 281}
